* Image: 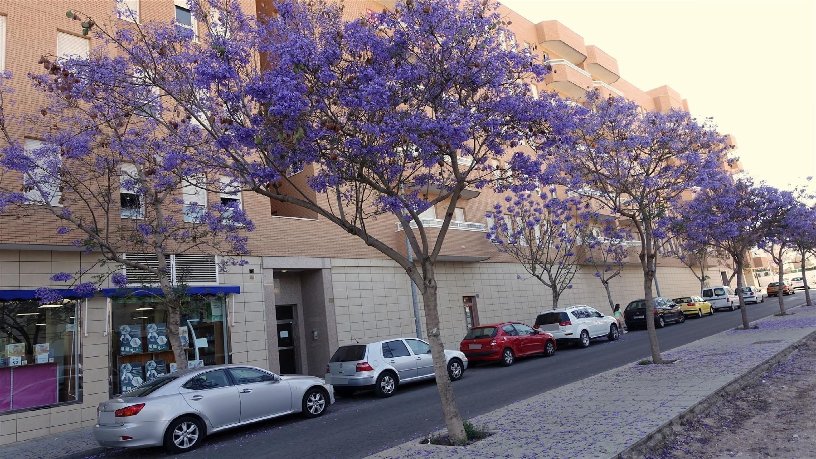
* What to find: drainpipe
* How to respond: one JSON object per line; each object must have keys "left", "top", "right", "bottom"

{"left": 405, "top": 232, "right": 423, "bottom": 339}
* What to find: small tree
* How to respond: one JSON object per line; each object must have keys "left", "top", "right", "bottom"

{"left": 558, "top": 92, "right": 731, "bottom": 363}
{"left": 756, "top": 186, "right": 797, "bottom": 315}
{"left": 784, "top": 200, "right": 816, "bottom": 306}
{"left": 584, "top": 221, "right": 630, "bottom": 310}
{"left": 488, "top": 191, "right": 588, "bottom": 310}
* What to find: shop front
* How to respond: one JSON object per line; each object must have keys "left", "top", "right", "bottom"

{"left": 101, "top": 286, "right": 238, "bottom": 396}
{"left": 0, "top": 290, "right": 82, "bottom": 415}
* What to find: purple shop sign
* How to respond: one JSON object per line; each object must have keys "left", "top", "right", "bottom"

{"left": 8, "top": 364, "right": 58, "bottom": 411}
{"left": 0, "top": 368, "right": 10, "bottom": 412}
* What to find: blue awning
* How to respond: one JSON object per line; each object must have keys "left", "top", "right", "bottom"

{"left": 100, "top": 286, "right": 241, "bottom": 298}
{"left": 0, "top": 289, "right": 88, "bottom": 301}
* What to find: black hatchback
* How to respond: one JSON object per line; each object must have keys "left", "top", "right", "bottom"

{"left": 624, "top": 297, "right": 686, "bottom": 330}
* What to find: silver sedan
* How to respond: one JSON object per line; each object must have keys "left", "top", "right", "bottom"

{"left": 93, "top": 364, "right": 334, "bottom": 453}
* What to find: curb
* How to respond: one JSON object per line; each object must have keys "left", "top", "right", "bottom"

{"left": 615, "top": 312, "right": 816, "bottom": 459}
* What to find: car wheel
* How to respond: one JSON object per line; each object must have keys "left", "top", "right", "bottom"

{"left": 544, "top": 340, "right": 556, "bottom": 357}
{"left": 608, "top": 324, "right": 619, "bottom": 341}
{"left": 501, "top": 348, "right": 515, "bottom": 366}
{"left": 302, "top": 387, "right": 329, "bottom": 418}
{"left": 447, "top": 358, "right": 464, "bottom": 381}
{"left": 375, "top": 372, "right": 397, "bottom": 397}
{"left": 164, "top": 416, "right": 205, "bottom": 453}
{"left": 334, "top": 387, "right": 356, "bottom": 397}
{"left": 657, "top": 316, "right": 665, "bottom": 328}
{"left": 579, "top": 330, "right": 591, "bottom": 348}
{"left": 678, "top": 314, "right": 686, "bottom": 323}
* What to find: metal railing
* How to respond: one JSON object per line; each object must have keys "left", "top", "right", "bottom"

{"left": 546, "top": 58, "right": 593, "bottom": 79}
{"left": 396, "top": 218, "right": 487, "bottom": 232}
{"left": 592, "top": 80, "right": 625, "bottom": 97}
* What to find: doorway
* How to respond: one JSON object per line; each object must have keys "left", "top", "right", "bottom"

{"left": 276, "top": 304, "right": 298, "bottom": 374}
{"left": 463, "top": 296, "right": 479, "bottom": 330}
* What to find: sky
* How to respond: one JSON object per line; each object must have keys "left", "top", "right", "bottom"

{"left": 500, "top": 0, "right": 816, "bottom": 192}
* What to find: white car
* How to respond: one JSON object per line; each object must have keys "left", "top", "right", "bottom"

{"left": 533, "top": 305, "right": 620, "bottom": 348}
{"left": 702, "top": 286, "right": 740, "bottom": 311}
{"left": 790, "top": 277, "right": 806, "bottom": 290}
{"left": 737, "top": 286, "right": 766, "bottom": 304}
{"left": 325, "top": 338, "right": 467, "bottom": 397}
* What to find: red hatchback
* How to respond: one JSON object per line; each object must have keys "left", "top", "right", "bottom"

{"left": 459, "top": 322, "right": 556, "bottom": 366}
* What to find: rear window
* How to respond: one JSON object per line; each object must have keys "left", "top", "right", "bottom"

{"left": 702, "top": 289, "right": 713, "bottom": 298}
{"left": 626, "top": 300, "right": 645, "bottom": 311}
{"left": 534, "top": 312, "right": 568, "bottom": 327}
{"left": 673, "top": 297, "right": 693, "bottom": 304}
{"left": 736, "top": 287, "right": 752, "bottom": 294}
{"left": 464, "top": 327, "right": 497, "bottom": 340}
{"left": 768, "top": 282, "right": 779, "bottom": 287}
{"left": 330, "top": 345, "right": 367, "bottom": 362}
{"left": 122, "top": 375, "right": 178, "bottom": 397}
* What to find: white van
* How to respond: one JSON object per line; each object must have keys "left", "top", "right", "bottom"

{"left": 702, "top": 286, "right": 740, "bottom": 311}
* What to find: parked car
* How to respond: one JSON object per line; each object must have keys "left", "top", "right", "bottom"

{"left": 532, "top": 305, "right": 620, "bottom": 347}
{"left": 767, "top": 281, "right": 794, "bottom": 297}
{"left": 702, "top": 286, "right": 740, "bottom": 311}
{"left": 737, "top": 286, "right": 766, "bottom": 304}
{"left": 325, "top": 338, "right": 467, "bottom": 398}
{"left": 672, "top": 296, "right": 714, "bottom": 318}
{"left": 790, "top": 277, "right": 806, "bottom": 290}
{"left": 459, "top": 322, "right": 556, "bottom": 366}
{"left": 623, "top": 297, "right": 685, "bottom": 329}
{"left": 93, "top": 365, "right": 333, "bottom": 453}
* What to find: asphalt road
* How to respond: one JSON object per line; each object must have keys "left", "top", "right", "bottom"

{"left": 86, "top": 292, "right": 811, "bottom": 459}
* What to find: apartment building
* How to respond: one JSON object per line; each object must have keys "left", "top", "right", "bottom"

{"left": 0, "top": 0, "right": 733, "bottom": 443}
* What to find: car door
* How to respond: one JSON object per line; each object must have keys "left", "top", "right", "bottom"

{"left": 227, "top": 367, "right": 292, "bottom": 423}
{"left": 575, "top": 308, "right": 594, "bottom": 336}
{"left": 382, "top": 340, "right": 417, "bottom": 381}
{"left": 405, "top": 339, "right": 434, "bottom": 379}
{"left": 513, "top": 324, "right": 538, "bottom": 354}
{"left": 500, "top": 324, "right": 523, "bottom": 356}
{"left": 587, "top": 308, "right": 606, "bottom": 337}
{"left": 179, "top": 369, "right": 241, "bottom": 430}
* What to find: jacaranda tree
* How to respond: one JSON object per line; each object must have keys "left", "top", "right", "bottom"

{"left": 757, "top": 186, "right": 799, "bottom": 315}
{"left": 584, "top": 221, "right": 631, "bottom": 310}
{"left": 558, "top": 91, "right": 731, "bottom": 363}
{"left": 43, "top": 0, "right": 561, "bottom": 442}
{"left": 488, "top": 190, "right": 589, "bottom": 310}
{"left": 681, "top": 178, "right": 789, "bottom": 328}
{"left": 781, "top": 196, "right": 816, "bottom": 307}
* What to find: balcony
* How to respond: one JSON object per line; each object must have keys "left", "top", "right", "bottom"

{"left": 585, "top": 45, "right": 619, "bottom": 84}
{"left": 395, "top": 219, "right": 494, "bottom": 262}
{"left": 544, "top": 59, "right": 594, "bottom": 100}
{"left": 535, "top": 20, "right": 587, "bottom": 65}
{"left": 592, "top": 80, "right": 624, "bottom": 99}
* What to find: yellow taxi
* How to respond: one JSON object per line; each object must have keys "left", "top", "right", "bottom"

{"left": 671, "top": 296, "right": 714, "bottom": 318}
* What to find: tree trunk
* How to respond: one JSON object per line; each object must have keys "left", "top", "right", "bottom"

{"left": 699, "top": 276, "right": 706, "bottom": 294}
{"left": 777, "top": 260, "right": 787, "bottom": 315}
{"left": 603, "top": 280, "right": 615, "bottom": 310}
{"left": 157, "top": 258, "right": 188, "bottom": 370}
{"left": 419, "top": 263, "right": 467, "bottom": 445}
{"left": 551, "top": 287, "right": 560, "bottom": 311}
{"left": 736, "top": 258, "right": 750, "bottom": 329}
{"left": 640, "top": 229, "right": 663, "bottom": 363}
{"left": 802, "top": 254, "right": 812, "bottom": 306}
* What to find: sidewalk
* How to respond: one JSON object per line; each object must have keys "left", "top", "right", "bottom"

{"left": 369, "top": 305, "right": 816, "bottom": 459}
{"left": 5, "top": 306, "right": 816, "bottom": 459}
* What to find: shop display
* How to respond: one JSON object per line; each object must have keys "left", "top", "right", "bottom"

{"left": 145, "top": 359, "right": 166, "bottom": 381}
{"left": 179, "top": 325, "right": 190, "bottom": 348}
{"left": 120, "top": 362, "right": 144, "bottom": 393}
{"left": 6, "top": 343, "right": 25, "bottom": 366}
{"left": 146, "top": 323, "right": 169, "bottom": 352}
{"left": 34, "top": 343, "right": 50, "bottom": 364}
{"left": 118, "top": 324, "right": 143, "bottom": 355}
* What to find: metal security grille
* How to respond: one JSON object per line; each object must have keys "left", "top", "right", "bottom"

{"left": 123, "top": 254, "right": 218, "bottom": 286}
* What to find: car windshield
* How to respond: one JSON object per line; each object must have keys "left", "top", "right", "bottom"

{"left": 464, "top": 327, "right": 497, "bottom": 340}
{"left": 122, "top": 374, "right": 178, "bottom": 397}
{"left": 673, "top": 297, "right": 693, "bottom": 304}
{"left": 330, "top": 345, "right": 367, "bottom": 362}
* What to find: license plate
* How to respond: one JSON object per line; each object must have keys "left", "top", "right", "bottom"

{"left": 633, "top": 315, "right": 644, "bottom": 319}
{"left": 331, "top": 377, "right": 347, "bottom": 385}
{"left": 469, "top": 344, "right": 482, "bottom": 350}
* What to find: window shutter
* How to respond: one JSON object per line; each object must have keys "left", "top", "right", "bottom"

{"left": 123, "top": 253, "right": 164, "bottom": 285}
{"left": 57, "top": 32, "right": 89, "bottom": 60}
{"left": 183, "top": 175, "right": 207, "bottom": 222}
{"left": 120, "top": 163, "right": 138, "bottom": 192}
{"left": 174, "top": 254, "right": 218, "bottom": 284}
{"left": 0, "top": 16, "right": 6, "bottom": 71}
{"left": 23, "top": 139, "right": 61, "bottom": 206}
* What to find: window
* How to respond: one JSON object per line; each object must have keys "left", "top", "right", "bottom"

{"left": 405, "top": 339, "right": 431, "bottom": 355}
{"left": 329, "top": 345, "right": 367, "bottom": 362}
{"left": 174, "top": 0, "right": 197, "bottom": 37}
{"left": 23, "top": 139, "right": 61, "bottom": 206}
{"left": 228, "top": 367, "right": 275, "bottom": 385}
{"left": 381, "top": 340, "right": 410, "bottom": 358}
{"left": 117, "top": 0, "right": 139, "bottom": 22}
{"left": 452, "top": 207, "right": 465, "bottom": 222}
{"left": 56, "top": 32, "right": 89, "bottom": 60}
{"left": 0, "top": 299, "right": 81, "bottom": 414}
{"left": 529, "top": 83, "right": 539, "bottom": 100}
{"left": 0, "top": 16, "right": 6, "bottom": 71}
{"left": 501, "top": 324, "right": 518, "bottom": 336}
{"left": 182, "top": 175, "right": 207, "bottom": 223}
{"left": 120, "top": 163, "right": 143, "bottom": 219}
{"left": 219, "top": 176, "right": 242, "bottom": 223}
{"left": 463, "top": 327, "right": 496, "bottom": 339}
{"left": 182, "top": 369, "right": 231, "bottom": 390}
{"left": 713, "top": 288, "right": 726, "bottom": 296}
{"left": 514, "top": 324, "right": 535, "bottom": 335}
{"left": 534, "top": 312, "right": 568, "bottom": 327}
{"left": 418, "top": 205, "right": 436, "bottom": 221}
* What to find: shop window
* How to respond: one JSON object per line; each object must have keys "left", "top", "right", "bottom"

{"left": 0, "top": 299, "right": 81, "bottom": 414}
{"left": 109, "top": 295, "right": 229, "bottom": 396}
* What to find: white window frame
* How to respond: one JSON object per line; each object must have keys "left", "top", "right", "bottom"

{"left": 116, "top": 0, "right": 140, "bottom": 23}
{"left": 56, "top": 31, "right": 89, "bottom": 61}
{"left": 0, "top": 16, "right": 6, "bottom": 71}
{"left": 183, "top": 174, "right": 207, "bottom": 223}
{"left": 23, "top": 139, "right": 62, "bottom": 207}
{"left": 119, "top": 163, "right": 144, "bottom": 219}
{"left": 174, "top": 0, "right": 198, "bottom": 38}
{"left": 453, "top": 207, "right": 466, "bottom": 223}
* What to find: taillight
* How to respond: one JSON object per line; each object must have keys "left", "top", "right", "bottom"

{"left": 688, "top": 303, "right": 695, "bottom": 307}
{"left": 114, "top": 403, "right": 145, "bottom": 417}
{"left": 355, "top": 361, "right": 374, "bottom": 372}
{"left": 558, "top": 320, "right": 571, "bottom": 326}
